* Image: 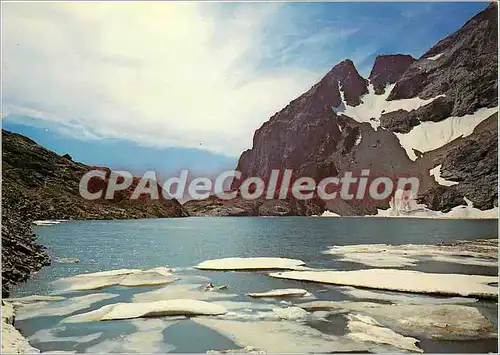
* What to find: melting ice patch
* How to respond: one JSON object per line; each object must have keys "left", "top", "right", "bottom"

{"left": 395, "top": 107, "right": 498, "bottom": 160}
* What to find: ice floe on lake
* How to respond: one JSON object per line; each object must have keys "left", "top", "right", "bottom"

{"left": 33, "top": 220, "right": 62, "bottom": 226}
{"left": 62, "top": 299, "right": 228, "bottom": 323}
{"left": 247, "top": 289, "right": 309, "bottom": 298}
{"left": 270, "top": 269, "right": 498, "bottom": 299}
{"left": 195, "top": 257, "right": 307, "bottom": 271}
{"left": 323, "top": 239, "right": 498, "bottom": 267}
{"left": 192, "top": 318, "right": 370, "bottom": 353}
{"left": 337, "top": 286, "right": 478, "bottom": 305}
{"left": 29, "top": 327, "right": 103, "bottom": 344}
{"left": 298, "top": 301, "right": 496, "bottom": 340}
{"left": 345, "top": 313, "right": 422, "bottom": 352}
{"left": 52, "top": 267, "right": 175, "bottom": 291}
{"left": 272, "top": 307, "right": 308, "bottom": 321}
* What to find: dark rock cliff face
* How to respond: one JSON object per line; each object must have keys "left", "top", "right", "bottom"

{"left": 369, "top": 54, "right": 416, "bottom": 95}
{"left": 187, "top": 3, "right": 498, "bottom": 217}
{"left": 2, "top": 130, "right": 188, "bottom": 296}
{"left": 232, "top": 59, "right": 368, "bottom": 190}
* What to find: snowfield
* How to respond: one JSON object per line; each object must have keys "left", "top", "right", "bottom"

{"left": 334, "top": 83, "right": 444, "bottom": 130}
{"left": 395, "top": 107, "right": 498, "bottom": 160}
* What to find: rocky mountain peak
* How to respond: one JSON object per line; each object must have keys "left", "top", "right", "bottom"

{"left": 324, "top": 58, "right": 368, "bottom": 106}
{"left": 369, "top": 54, "right": 416, "bottom": 95}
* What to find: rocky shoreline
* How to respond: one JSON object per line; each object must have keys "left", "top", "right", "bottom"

{"left": 2, "top": 130, "right": 189, "bottom": 297}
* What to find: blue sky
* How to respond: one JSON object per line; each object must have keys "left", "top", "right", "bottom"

{"left": 2, "top": 2, "right": 488, "bottom": 177}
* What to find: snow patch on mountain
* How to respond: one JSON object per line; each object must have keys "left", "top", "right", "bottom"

{"left": 334, "top": 83, "right": 444, "bottom": 130}
{"left": 394, "top": 107, "right": 497, "bottom": 161}
{"left": 426, "top": 53, "right": 444, "bottom": 61}
{"left": 429, "top": 164, "right": 459, "bottom": 186}
{"left": 354, "top": 134, "right": 362, "bottom": 146}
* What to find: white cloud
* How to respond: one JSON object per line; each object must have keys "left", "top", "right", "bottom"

{"left": 2, "top": 2, "right": 329, "bottom": 156}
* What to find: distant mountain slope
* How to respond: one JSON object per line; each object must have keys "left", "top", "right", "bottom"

{"left": 2, "top": 130, "right": 188, "bottom": 296}
{"left": 189, "top": 3, "right": 498, "bottom": 217}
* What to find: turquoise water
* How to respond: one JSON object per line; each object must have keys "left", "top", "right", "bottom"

{"left": 11, "top": 217, "right": 499, "bottom": 353}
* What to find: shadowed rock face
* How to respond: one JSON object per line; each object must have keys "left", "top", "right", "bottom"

{"left": 2, "top": 130, "right": 189, "bottom": 296}
{"left": 388, "top": 2, "right": 498, "bottom": 117}
{"left": 369, "top": 54, "right": 416, "bottom": 95}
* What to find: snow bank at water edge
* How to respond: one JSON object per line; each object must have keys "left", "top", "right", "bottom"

{"left": 32, "top": 220, "right": 61, "bottom": 226}
{"left": 372, "top": 197, "right": 498, "bottom": 219}
{"left": 323, "top": 239, "right": 498, "bottom": 267}
{"left": 394, "top": 107, "right": 498, "bottom": 161}
{"left": 334, "top": 83, "right": 444, "bottom": 130}
{"left": 272, "top": 307, "right": 308, "bottom": 321}
{"left": 320, "top": 210, "right": 341, "bottom": 217}
{"left": 270, "top": 269, "right": 498, "bottom": 299}
{"left": 195, "top": 257, "right": 306, "bottom": 271}
{"left": 429, "top": 164, "right": 459, "bottom": 186}
{"left": 62, "top": 299, "right": 228, "bottom": 323}
{"left": 346, "top": 313, "right": 423, "bottom": 352}
{"left": 2, "top": 301, "right": 40, "bottom": 354}
{"left": 298, "top": 301, "right": 495, "bottom": 340}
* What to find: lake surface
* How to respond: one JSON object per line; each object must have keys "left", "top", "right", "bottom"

{"left": 11, "top": 217, "right": 499, "bottom": 353}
